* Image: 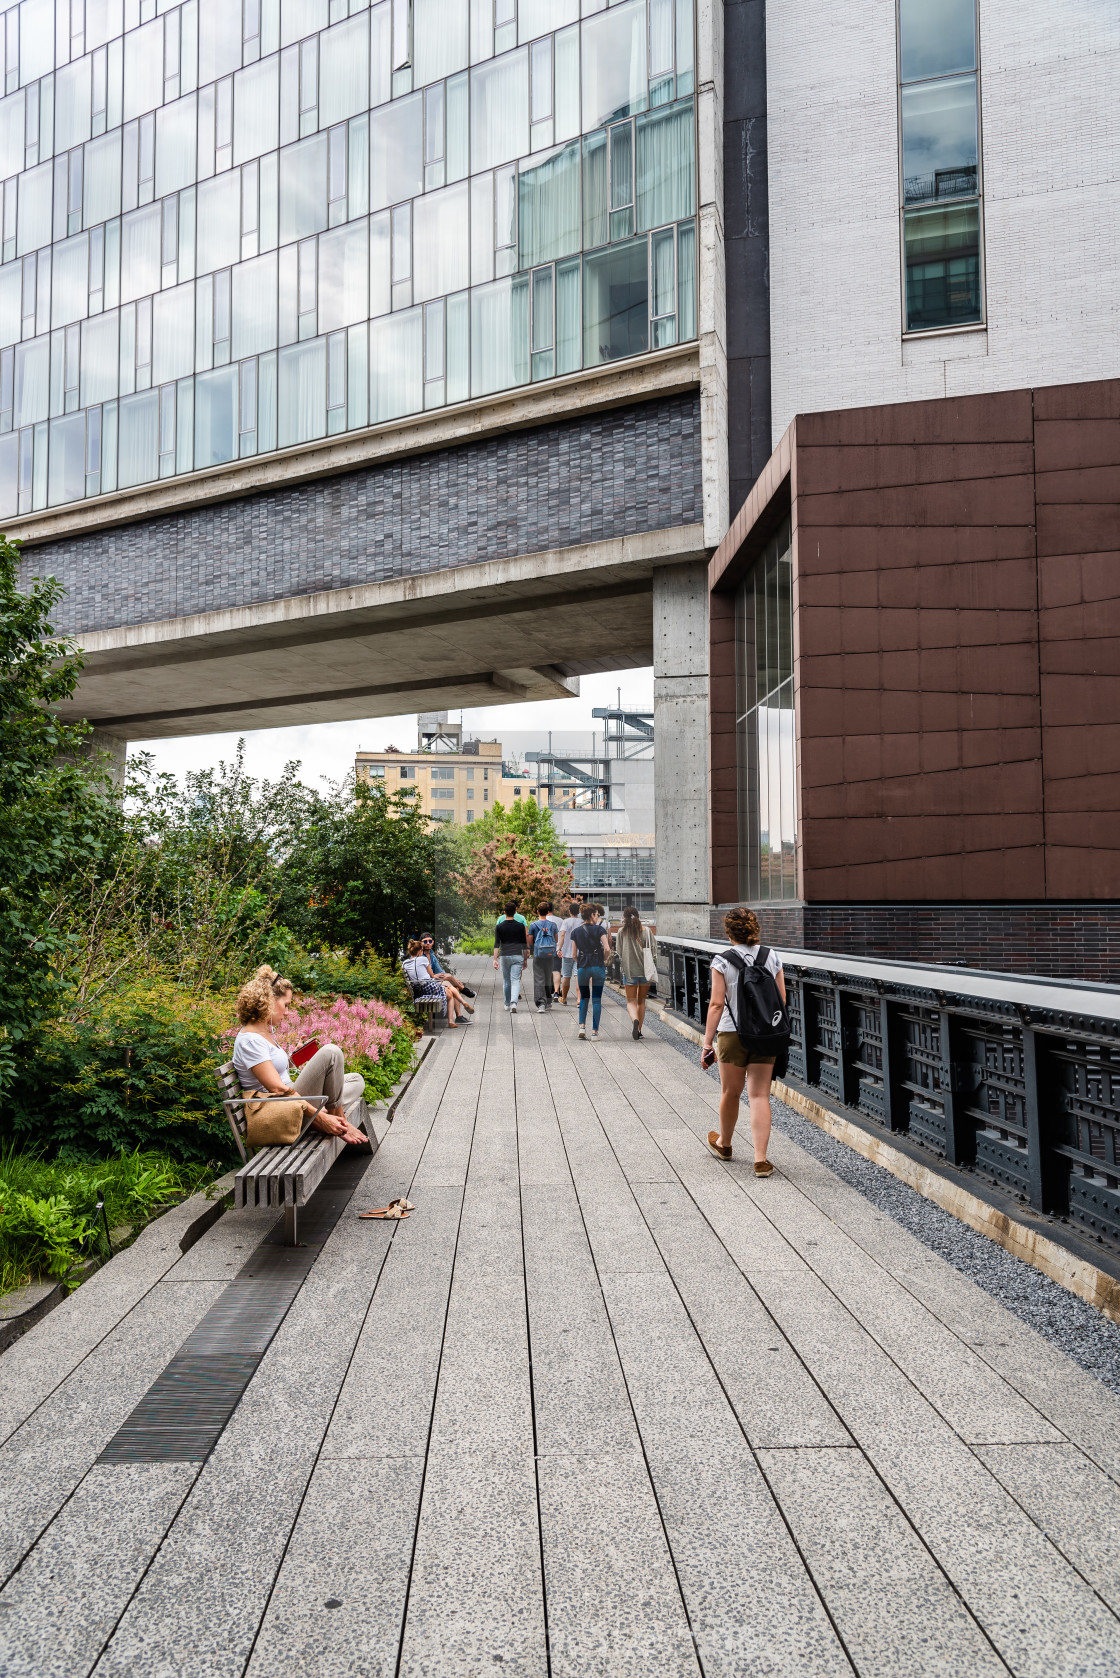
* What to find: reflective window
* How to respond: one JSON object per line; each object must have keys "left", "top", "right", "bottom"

{"left": 4, "top": 0, "right": 698, "bottom": 512}
{"left": 736, "top": 520, "right": 796, "bottom": 903}
{"left": 898, "top": 0, "right": 983, "bottom": 332}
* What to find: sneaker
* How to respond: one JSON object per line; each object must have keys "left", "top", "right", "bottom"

{"left": 578, "top": 1023, "right": 586, "bottom": 1039}
{"left": 591, "top": 1030, "right": 599, "bottom": 1040}
{"left": 632, "top": 1019, "right": 641, "bottom": 1040}
{"left": 536, "top": 1004, "right": 544, "bottom": 1012}
{"left": 510, "top": 1003, "right": 517, "bottom": 1014}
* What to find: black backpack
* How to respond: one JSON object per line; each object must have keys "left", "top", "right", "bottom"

{"left": 720, "top": 946, "right": 791, "bottom": 1055}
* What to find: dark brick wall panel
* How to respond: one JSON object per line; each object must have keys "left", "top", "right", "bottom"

{"left": 724, "top": 0, "right": 772, "bottom": 520}
{"left": 708, "top": 901, "right": 1120, "bottom": 984}
{"left": 25, "top": 394, "right": 703, "bottom": 636}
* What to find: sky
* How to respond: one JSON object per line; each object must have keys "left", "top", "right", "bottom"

{"left": 129, "top": 667, "right": 655, "bottom": 791}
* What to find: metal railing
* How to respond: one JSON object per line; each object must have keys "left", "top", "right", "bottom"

{"left": 658, "top": 935, "right": 1120, "bottom": 1254}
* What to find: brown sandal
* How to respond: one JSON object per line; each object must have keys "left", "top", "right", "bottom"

{"left": 358, "top": 1197, "right": 415, "bottom": 1220}
{"left": 754, "top": 1161, "right": 774, "bottom": 1178}
{"left": 707, "top": 1131, "right": 732, "bottom": 1161}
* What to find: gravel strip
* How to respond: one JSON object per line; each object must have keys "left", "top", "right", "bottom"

{"left": 615, "top": 989, "right": 1120, "bottom": 1397}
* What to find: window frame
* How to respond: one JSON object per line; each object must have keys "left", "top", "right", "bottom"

{"left": 895, "top": 0, "right": 986, "bottom": 338}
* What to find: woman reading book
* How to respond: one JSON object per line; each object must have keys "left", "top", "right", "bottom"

{"left": 231, "top": 966, "right": 367, "bottom": 1145}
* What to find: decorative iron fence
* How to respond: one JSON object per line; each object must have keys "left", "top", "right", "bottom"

{"left": 658, "top": 935, "right": 1120, "bottom": 1254}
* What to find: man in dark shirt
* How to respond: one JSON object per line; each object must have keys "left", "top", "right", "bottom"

{"left": 492, "top": 901, "right": 528, "bottom": 1012}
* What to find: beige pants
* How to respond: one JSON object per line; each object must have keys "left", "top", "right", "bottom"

{"left": 293, "top": 1043, "right": 365, "bottom": 1118}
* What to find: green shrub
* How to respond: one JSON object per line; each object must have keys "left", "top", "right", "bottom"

{"left": 285, "top": 946, "right": 412, "bottom": 1012}
{"left": 0, "top": 1148, "right": 218, "bottom": 1291}
{"left": 454, "top": 933, "right": 495, "bottom": 954}
{"left": 4, "top": 980, "right": 240, "bottom": 1166}
{"left": 352, "top": 1025, "right": 416, "bottom": 1104}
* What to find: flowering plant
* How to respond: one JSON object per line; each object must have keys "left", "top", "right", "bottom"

{"left": 273, "top": 994, "right": 407, "bottom": 1067}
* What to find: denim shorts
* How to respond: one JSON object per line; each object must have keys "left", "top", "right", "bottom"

{"left": 621, "top": 974, "right": 648, "bottom": 987}
{"left": 561, "top": 956, "right": 576, "bottom": 978}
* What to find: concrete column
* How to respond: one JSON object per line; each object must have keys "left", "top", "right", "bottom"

{"left": 57, "top": 727, "right": 127, "bottom": 788}
{"left": 654, "top": 561, "right": 711, "bottom": 937}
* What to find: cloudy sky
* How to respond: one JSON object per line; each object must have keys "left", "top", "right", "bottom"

{"left": 130, "top": 667, "right": 655, "bottom": 790}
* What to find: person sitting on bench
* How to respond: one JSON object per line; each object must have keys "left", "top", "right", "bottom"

{"left": 403, "top": 940, "right": 463, "bottom": 1027}
{"left": 232, "top": 966, "right": 366, "bottom": 1145}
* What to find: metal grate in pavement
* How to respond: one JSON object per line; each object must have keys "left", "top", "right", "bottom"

{"left": 98, "top": 1151, "right": 371, "bottom": 1464}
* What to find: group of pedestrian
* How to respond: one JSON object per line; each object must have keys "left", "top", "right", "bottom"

{"left": 491, "top": 896, "right": 656, "bottom": 1042}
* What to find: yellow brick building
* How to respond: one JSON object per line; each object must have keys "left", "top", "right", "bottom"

{"left": 354, "top": 738, "right": 541, "bottom": 826}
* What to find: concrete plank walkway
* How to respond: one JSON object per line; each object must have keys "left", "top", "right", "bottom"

{"left": 2, "top": 956, "right": 1120, "bottom": 1676}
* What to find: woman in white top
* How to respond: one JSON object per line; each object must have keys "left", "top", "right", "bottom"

{"left": 232, "top": 967, "right": 367, "bottom": 1145}
{"left": 402, "top": 940, "right": 462, "bottom": 1026}
{"left": 700, "top": 907, "right": 785, "bottom": 1176}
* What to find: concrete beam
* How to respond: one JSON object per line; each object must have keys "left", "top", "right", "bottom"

{"left": 66, "top": 525, "right": 707, "bottom": 740}
{"left": 654, "top": 562, "right": 712, "bottom": 936}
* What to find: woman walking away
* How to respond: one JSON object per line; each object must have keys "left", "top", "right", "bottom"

{"left": 701, "top": 907, "right": 788, "bottom": 1177}
{"left": 404, "top": 939, "right": 463, "bottom": 1028}
{"left": 493, "top": 901, "right": 528, "bottom": 1012}
{"left": 572, "top": 903, "right": 611, "bottom": 1040}
{"left": 614, "top": 905, "right": 656, "bottom": 1040}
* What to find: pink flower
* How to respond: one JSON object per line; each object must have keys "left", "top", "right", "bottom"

{"left": 272, "top": 994, "right": 406, "bottom": 1065}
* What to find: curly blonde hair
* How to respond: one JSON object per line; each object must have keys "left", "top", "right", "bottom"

{"left": 235, "top": 965, "right": 292, "bottom": 1026}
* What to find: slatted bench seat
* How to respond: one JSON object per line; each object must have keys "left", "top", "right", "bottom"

{"left": 404, "top": 976, "right": 444, "bottom": 1032}
{"left": 216, "top": 1063, "right": 374, "bottom": 1244}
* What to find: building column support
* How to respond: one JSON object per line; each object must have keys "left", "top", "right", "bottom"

{"left": 654, "top": 561, "right": 711, "bottom": 937}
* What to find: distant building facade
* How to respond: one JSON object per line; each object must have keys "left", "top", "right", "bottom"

{"left": 355, "top": 733, "right": 538, "bottom": 825}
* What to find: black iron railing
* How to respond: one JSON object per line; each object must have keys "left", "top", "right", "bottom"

{"left": 658, "top": 936, "right": 1120, "bottom": 1253}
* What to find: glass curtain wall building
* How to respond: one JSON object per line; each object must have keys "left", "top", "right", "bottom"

{"left": 0, "top": 0, "right": 696, "bottom": 515}
{"left": 735, "top": 517, "right": 795, "bottom": 902}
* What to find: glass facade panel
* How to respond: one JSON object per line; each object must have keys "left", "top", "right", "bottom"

{"left": 904, "top": 201, "right": 981, "bottom": 331}
{"left": 736, "top": 519, "right": 797, "bottom": 902}
{"left": 8, "top": 0, "right": 697, "bottom": 511}
{"left": 899, "top": 0, "right": 977, "bottom": 81}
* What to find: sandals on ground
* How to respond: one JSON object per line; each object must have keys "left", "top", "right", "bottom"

{"left": 358, "top": 1197, "right": 415, "bottom": 1220}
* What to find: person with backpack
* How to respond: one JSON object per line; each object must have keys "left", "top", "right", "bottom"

{"left": 527, "top": 902, "right": 560, "bottom": 1011}
{"left": 700, "top": 907, "right": 790, "bottom": 1176}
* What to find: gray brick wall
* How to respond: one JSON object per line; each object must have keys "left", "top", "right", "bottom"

{"left": 26, "top": 394, "right": 702, "bottom": 636}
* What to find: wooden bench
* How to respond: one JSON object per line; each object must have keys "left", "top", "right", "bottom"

{"left": 404, "top": 976, "right": 445, "bottom": 1033}
{"left": 215, "top": 1064, "right": 374, "bottom": 1244}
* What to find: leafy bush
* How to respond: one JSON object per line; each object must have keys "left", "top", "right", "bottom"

{"left": 4, "top": 981, "right": 240, "bottom": 1165}
{"left": 455, "top": 933, "right": 496, "bottom": 954}
{"left": 0, "top": 1148, "right": 217, "bottom": 1291}
{"left": 285, "top": 946, "right": 412, "bottom": 1011}
{"left": 272, "top": 994, "right": 415, "bottom": 1105}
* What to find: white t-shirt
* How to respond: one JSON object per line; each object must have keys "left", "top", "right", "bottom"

{"left": 710, "top": 943, "right": 783, "bottom": 1036}
{"left": 560, "top": 914, "right": 582, "bottom": 957}
{"left": 233, "top": 1030, "right": 293, "bottom": 1091}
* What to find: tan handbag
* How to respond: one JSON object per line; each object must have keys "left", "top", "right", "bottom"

{"left": 245, "top": 1095, "right": 308, "bottom": 1147}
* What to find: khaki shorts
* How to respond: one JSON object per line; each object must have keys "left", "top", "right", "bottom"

{"left": 716, "top": 1033, "right": 777, "bottom": 1070}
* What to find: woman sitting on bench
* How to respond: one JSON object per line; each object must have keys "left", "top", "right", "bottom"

{"left": 403, "top": 939, "right": 463, "bottom": 1027}
{"left": 232, "top": 967, "right": 366, "bottom": 1145}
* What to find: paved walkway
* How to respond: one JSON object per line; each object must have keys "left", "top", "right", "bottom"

{"left": 3, "top": 958, "right": 1120, "bottom": 1676}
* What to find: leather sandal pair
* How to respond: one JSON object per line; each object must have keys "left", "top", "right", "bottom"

{"left": 358, "top": 1197, "right": 415, "bottom": 1220}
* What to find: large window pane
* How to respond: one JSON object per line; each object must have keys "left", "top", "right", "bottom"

{"left": 518, "top": 0, "right": 577, "bottom": 42}
{"left": 581, "top": 0, "right": 647, "bottom": 130}
{"left": 280, "top": 0, "right": 328, "bottom": 49}
{"left": 55, "top": 58, "right": 92, "bottom": 153}
{"left": 199, "top": 0, "right": 246, "bottom": 80}
{"left": 118, "top": 387, "right": 158, "bottom": 486}
{"left": 0, "top": 92, "right": 23, "bottom": 182}
{"left": 582, "top": 129, "right": 607, "bottom": 249}
{"left": 413, "top": 181, "right": 469, "bottom": 302}
{"left": 904, "top": 201, "right": 981, "bottom": 330}
{"left": 319, "top": 220, "right": 370, "bottom": 329}
{"left": 123, "top": 16, "right": 162, "bottom": 121}
{"left": 899, "top": 0, "right": 976, "bottom": 81}
{"left": 121, "top": 204, "right": 161, "bottom": 302}
{"left": 470, "top": 50, "right": 528, "bottom": 172}
{"left": 280, "top": 133, "right": 329, "bottom": 242}
{"left": 52, "top": 235, "right": 89, "bottom": 328}
{"left": 369, "top": 93, "right": 422, "bottom": 211}
{"left": 470, "top": 275, "right": 528, "bottom": 397}
{"left": 518, "top": 141, "right": 579, "bottom": 268}
{"left": 901, "top": 75, "right": 978, "bottom": 204}
{"left": 736, "top": 519, "right": 796, "bottom": 902}
{"left": 153, "top": 283, "right": 195, "bottom": 384}
{"left": 583, "top": 237, "right": 647, "bottom": 365}
{"left": 196, "top": 174, "right": 242, "bottom": 276}
{"left": 195, "top": 364, "right": 238, "bottom": 465}
{"left": 234, "top": 59, "right": 280, "bottom": 165}
{"left": 233, "top": 251, "right": 279, "bottom": 357}
{"left": 319, "top": 14, "right": 370, "bottom": 128}
{"left": 156, "top": 96, "right": 199, "bottom": 197}
{"left": 370, "top": 306, "right": 422, "bottom": 420}
{"left": 84, "top": 132, "right": 123, "bottom": 227}
{"left": 635, "top": 99, "right": 694, "bottom": 230}
{"left": 18, "top": 164, "right": 53, "bottom": 256}
{"left": 14, "top": 336, "right": 49, "bottom": 427}
{"left": 48, "top": 411, "right": 85, "bottom": 505}
{"left": 278, "top": 336, "right": 326, "bottom": 443}
{"left": 413, "top": 0, "right": 469, "bottom": 87}
{"left": 18, "top": 0, "right": 53, "bottom": 83}
{"left": 81, "top": 311, "right": 119, "bottom": 406}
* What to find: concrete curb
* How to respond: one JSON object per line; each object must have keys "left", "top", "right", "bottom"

{"left": 0, "top": 1280, "right": 66, "bottom": 1355}
{"left": 647, "top": 1000, "right": 1120, "bottom": 1328}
